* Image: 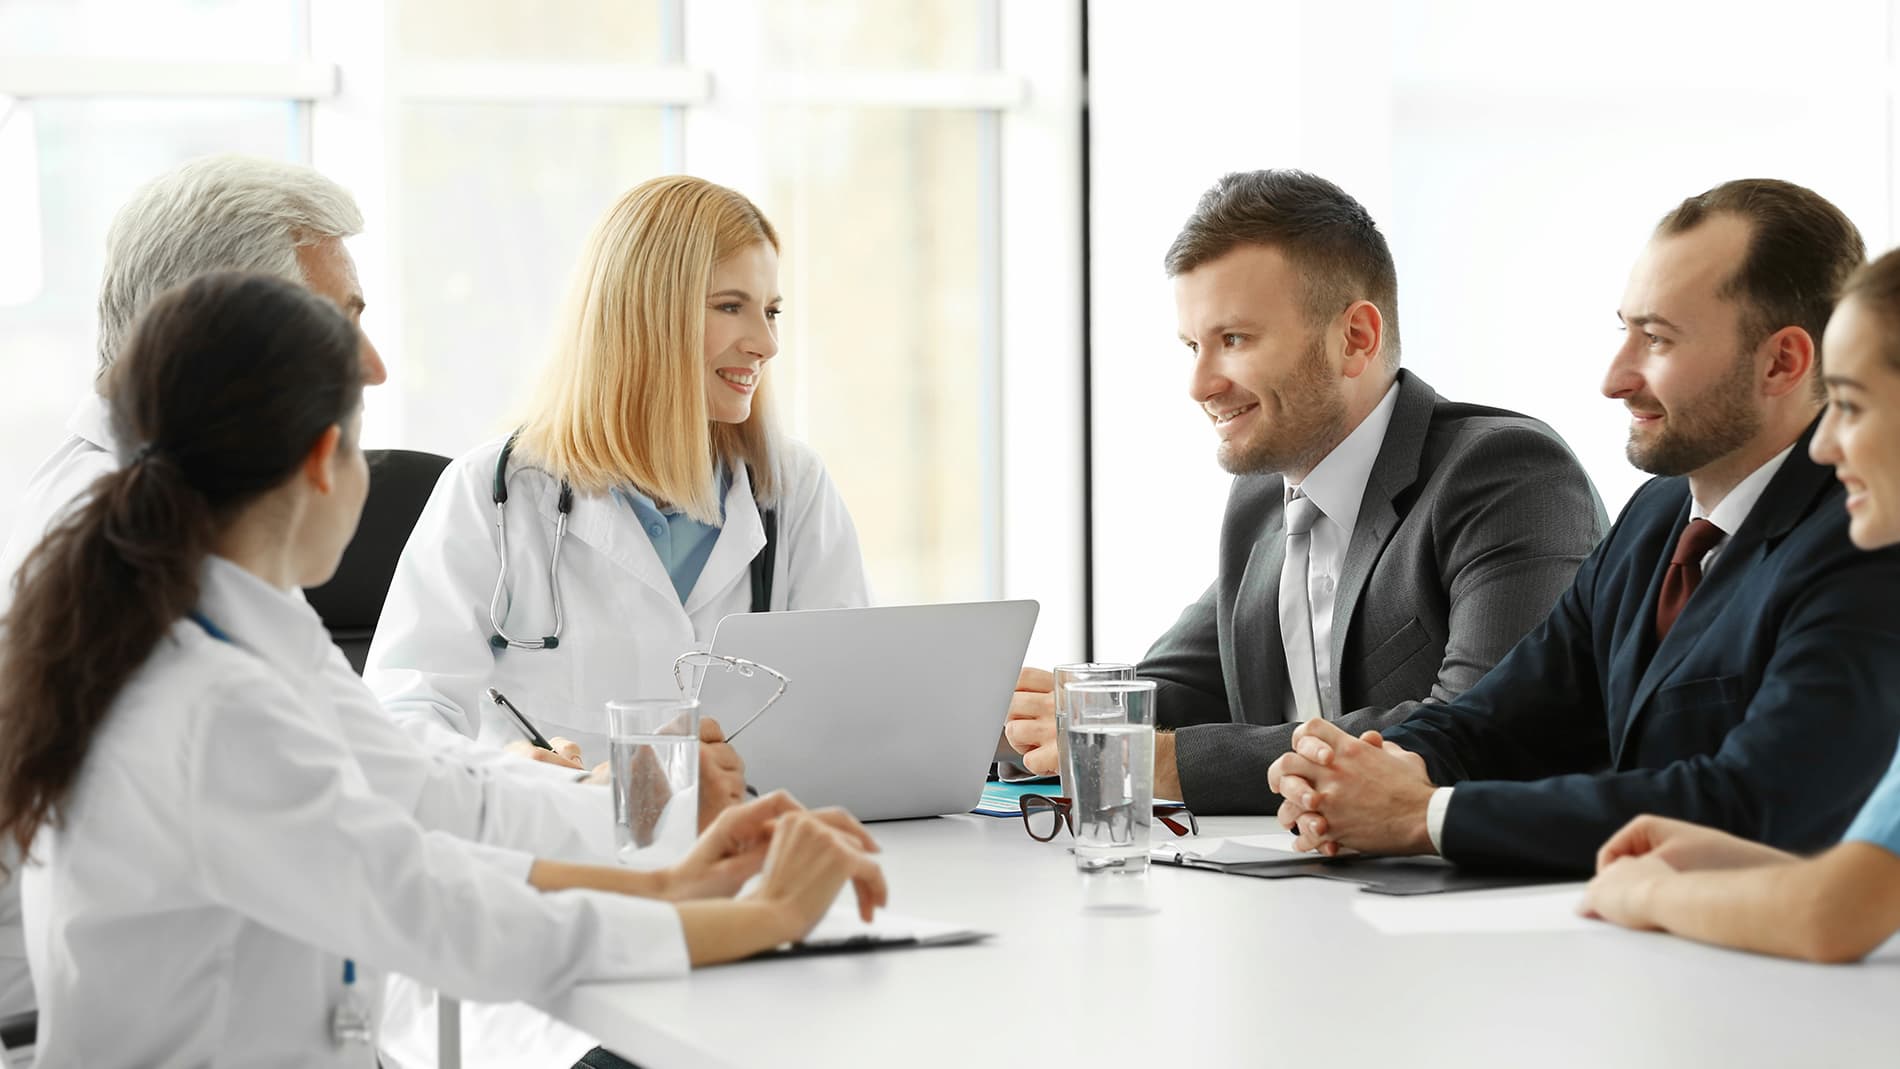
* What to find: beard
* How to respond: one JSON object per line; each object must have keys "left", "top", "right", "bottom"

{"left": 1217, "top": 333, "right": 1349, "bottom": 477}
{"left": 1625, "top": 348, "right": 1762, "bottom": 476}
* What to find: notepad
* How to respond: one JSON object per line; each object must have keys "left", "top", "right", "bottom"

{"left": 755, "top": 907, "right": 989, "bottom": 959}
{"left": 1150, "top": 832, "right": 1315, "bottom": 865}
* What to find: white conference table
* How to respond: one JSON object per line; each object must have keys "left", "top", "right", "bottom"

{"left": 542, "top": 814, "right": 1895, "bottom": 1068}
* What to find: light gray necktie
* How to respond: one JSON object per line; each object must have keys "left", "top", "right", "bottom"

{"left": 1279, "top": 492, "right": 1323, "bottom": 722}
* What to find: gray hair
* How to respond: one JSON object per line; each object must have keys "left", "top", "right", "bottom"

{"left": 95, "top": 153, "right": 363, "bottom": 371}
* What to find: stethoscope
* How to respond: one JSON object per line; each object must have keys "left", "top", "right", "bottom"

{"left": 487, "top": 430, "right": 572, "bottom": 651}
{"left": 485, "top": 431, "right": 779, "bottom": 652}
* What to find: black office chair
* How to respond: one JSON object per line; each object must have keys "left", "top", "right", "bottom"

{"left": 0, "top": 1008, "right": 34, "bottom": 1066}
{"left": 306, "top": 448, "right": 451, "bottom": 674}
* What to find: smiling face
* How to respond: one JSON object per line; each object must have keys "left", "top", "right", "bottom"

{"left": 1174, "top": 243, "right": 1348, "bottom": 479}
{"left": 701, "top": 241, "right": 781, "bottom": 424}
{"left": 1813, "top": 294, "right": 1900, "bottom": 549}
{"left": 1606, "top": 214, "right": 1767, "bottom": 477}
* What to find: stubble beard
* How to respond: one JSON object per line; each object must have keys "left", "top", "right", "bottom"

{"left": 1625, "top": 348, "right": 1763, "bottom": 477}
{"left": 1217, "top": 334, "right": 1349, "bottom": 477}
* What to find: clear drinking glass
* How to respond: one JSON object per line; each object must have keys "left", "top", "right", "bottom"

{"left": 1063, "top": 679, "right": 1157, "bottom": 886}
{"left": 1052, "top": 662, "right": 1135, "bottom": 795}
{"left": 606, "top": 698, "right": 700, "bottom": 864}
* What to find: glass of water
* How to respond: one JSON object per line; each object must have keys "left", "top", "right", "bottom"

{"left": 606, "top": 698, "right": 700, "bottom": 864}
{"left": 1052, "top": 662, "right": 1134, "bottom": 795}
{"left": 1063, "top": 679, "right": 1157, "bottom": 892}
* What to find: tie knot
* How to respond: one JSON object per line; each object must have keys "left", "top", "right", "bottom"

{"left": 1672, "top": 518, "right": 1725, "bottom": 565}
{"left": 1285, "top": 493, "right": 1321, "bottom": 537}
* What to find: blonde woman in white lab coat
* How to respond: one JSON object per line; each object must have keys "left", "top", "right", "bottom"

{"left": 364, "top": 177, "right": 872, "bottom": 1066}
{"left": 366, "top": 174, "right": 872, "bottom": 786}
{"left": 0, "top": 272, "right": 885, "bottom": 1068}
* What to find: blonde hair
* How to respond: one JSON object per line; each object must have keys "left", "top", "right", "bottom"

{"left": 516, "top": 175, "right": 780, "bottom": 523}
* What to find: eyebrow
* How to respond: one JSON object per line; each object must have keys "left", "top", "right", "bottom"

{"left": 346, "top": 294, "right": 366, "bottom": 313}
{"left": 1179, "top": 320, "right": 1260, "bottom": 343}
{"left": 1619, "top": 311, "right": 1683, "bottom": 333}
{"left": 1823, "top": 375, "right": 1866, "bottom": 391}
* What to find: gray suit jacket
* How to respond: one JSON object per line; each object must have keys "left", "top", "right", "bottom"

{"left": 1144, "top": 370, "right": 1607, "bottom": 813}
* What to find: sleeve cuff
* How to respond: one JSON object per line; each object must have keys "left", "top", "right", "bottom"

{"left": 454, "top": 840, "right": 537, "bottom": 882}
{"left": 574, "top": 892, "right": 692, "bottom": 979}
{"left": 1426, "top": 786, "right": 1454, "bottom": 856}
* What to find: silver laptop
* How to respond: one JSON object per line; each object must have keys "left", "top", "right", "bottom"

{"left": 692, "top": 601, "right": 1039, "bottom": 821}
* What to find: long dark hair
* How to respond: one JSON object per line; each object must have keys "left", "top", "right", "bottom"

{"left": 0, "top": 270, "right": 363, "bottom": 862}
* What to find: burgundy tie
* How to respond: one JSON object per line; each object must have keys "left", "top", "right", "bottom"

{"left": 1655, "top": 518, "right": 1726, "bottom": 641}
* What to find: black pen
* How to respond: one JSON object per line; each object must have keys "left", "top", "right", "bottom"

{"left": 487, "top": 687, "right": 554, "bottom": 751}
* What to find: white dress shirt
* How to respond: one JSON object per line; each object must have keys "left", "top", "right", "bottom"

{"left": 1284, "top": 381, "right": 1401, "bottom": 702}
{"left": 1423, "top": 444, "right": 1798, "bottom": 853}
{"left": 20, "top": 557, "right": 688, "bottom": 1068}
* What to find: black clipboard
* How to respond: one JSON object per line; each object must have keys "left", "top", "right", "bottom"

{"left": 1153, "top": 849, "right": 1570, "bottom": 896}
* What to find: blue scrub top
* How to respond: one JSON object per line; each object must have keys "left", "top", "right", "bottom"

{"left": 612, "top": 470, "right": 727, "bottom": 604}
{"left": 1843, "top": 745, "right": 1900, "bottom": 858}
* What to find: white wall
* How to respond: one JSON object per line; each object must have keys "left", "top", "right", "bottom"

{"left": 1087, "top": 0, "right": 1896, "bottom": 660}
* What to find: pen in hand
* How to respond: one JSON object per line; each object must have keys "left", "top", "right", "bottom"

{"left": 487, "top": 687, "right": 554, "bottom": 751}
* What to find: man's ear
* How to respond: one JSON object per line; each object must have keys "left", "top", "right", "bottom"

{"left": 302, "top": 424, "right": 343, "bottom": 495}
{"left": 1760, "top": 324, "right": 1817, "bottom": 400}
{"left": 1340, "top": 300, "right": 1386, "bottom": 379}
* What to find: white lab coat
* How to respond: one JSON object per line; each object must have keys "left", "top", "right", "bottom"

{"left": 366, "top": 434, "right": 873, "bottom": 764}
{"left": 363, "top": 434, "right": 871, "bottom": 1068}
{"left": 19, "top": 557, "right": 689, "bottom": 1068}
{"left": 0, "top": 396, "right": 632, "bottom": 1041}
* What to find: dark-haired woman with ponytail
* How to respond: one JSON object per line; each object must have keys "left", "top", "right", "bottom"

{"left": 0, "top": 272, "right": 885, "bottom": 1067}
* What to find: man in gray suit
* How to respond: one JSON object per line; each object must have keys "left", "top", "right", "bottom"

{"left": 1005, "top": 169, "right": 1607, "bottom": 813}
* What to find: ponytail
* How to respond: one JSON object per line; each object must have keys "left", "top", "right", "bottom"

{"left": 0, "top": 271, "right": 361, "bottom": 864}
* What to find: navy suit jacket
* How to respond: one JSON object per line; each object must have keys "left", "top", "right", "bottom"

{"left": 1381, "top": 421, "right": 1900, "bottom": 874}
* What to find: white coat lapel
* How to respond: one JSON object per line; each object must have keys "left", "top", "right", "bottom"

{"left": 685, "top": 464, "right": 767, "bottom": 615}
{"left": 528, "top": 472, "right": 678, "bottom": 601}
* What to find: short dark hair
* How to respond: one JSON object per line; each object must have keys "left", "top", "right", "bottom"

{"left": 1656, "top": 179, "right": 1865, "bottom": 396}
{"left": 1164, "top": 170, "right": 1401, "bottom": 365}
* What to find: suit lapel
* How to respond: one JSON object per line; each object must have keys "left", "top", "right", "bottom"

{"left": 1232, "top": 508, "right": 1291, "bottom": 725}
{"left": 1326, "top": 371, "right": 1435, "bottom": 719}
{"left": 1607, "top": 495, "right": 1683, "bottom": 728}
{"left": 1617, "top": 425, "right": 1831, "bottom": 757}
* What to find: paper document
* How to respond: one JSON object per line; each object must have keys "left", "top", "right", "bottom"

{"left": 1350, "top": 884, "right": 1594, "bottom": 934}
{"left": 758, "top": 908, "right": 988, "bottom": 959}
{"left": 1151, "top": 832, "right": 1313, "bottom": 865}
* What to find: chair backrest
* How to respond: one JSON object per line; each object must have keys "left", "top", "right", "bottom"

{"left": 305, "top": 448, "right": 451, "bottom": 674}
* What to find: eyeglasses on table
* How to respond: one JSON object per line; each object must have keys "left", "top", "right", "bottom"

{"left": 1017, "top": 794, "right": 1200, "bottom": 842}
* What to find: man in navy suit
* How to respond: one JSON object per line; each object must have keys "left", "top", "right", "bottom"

{"left": 1269, "top": 179, "right": 1900, "bottom": 875}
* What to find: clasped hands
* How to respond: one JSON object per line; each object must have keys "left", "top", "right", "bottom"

{"left": 1267, "top": 718, "right": 1438, "bottom": 857}
{"left": 662, "top": 789, "right": 887, "bottom": 921}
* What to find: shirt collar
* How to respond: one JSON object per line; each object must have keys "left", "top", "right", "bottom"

{"left": 1286, "top": 379, "right": 1402, "bottom": 534}
{"left": 1694, "top": 443, "right": 1796, "bottom": 535}
{"left": 193, "top": 556, "right": 335, "bottom": 684}
{"left": 615, "top": 466, "right": 732, "bottom": 524}
{"left": 67, "top": 391, "right": 117, "bottom": 456}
